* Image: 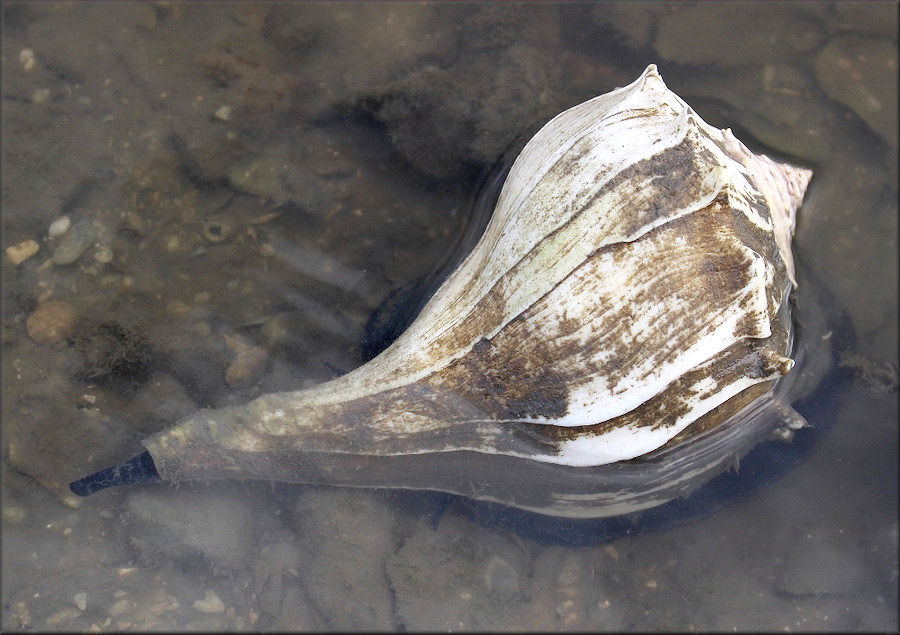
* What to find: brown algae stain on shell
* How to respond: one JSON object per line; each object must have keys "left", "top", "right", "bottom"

{"left": 78, "top": 65, "right": 814, "bottom": 518}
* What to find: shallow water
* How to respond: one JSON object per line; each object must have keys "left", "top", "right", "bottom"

{"left": 2, "top": 2, "right": 897, "bottom": 631}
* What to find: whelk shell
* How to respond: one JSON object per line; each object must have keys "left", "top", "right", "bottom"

{"left": 70, "top": 65, "right": 813, "bottom": 518}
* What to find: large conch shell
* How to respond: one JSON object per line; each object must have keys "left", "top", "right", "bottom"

{"left": 70, "top": 65, "right": 813, "bottom": 518}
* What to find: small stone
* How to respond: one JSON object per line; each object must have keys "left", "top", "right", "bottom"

{"left": 31, "top": 88, "right": 51, "bottom": 104}
{"left": 44, "top": 608, "right": 82, "bottom": 627}
{"left": 227, "top": 158, "right": 289, "bottom": 205}
{"left": 225, "top": 345, "right": 268, "bottom": 388}
{"left": 165, "top": 299, "right": 191, "bottom": 317}
{"left": 762, "top": 64, "right": 813, "bottom": 96}
{"left": 128, "top": 372, "right": 196, "bottom": 431}
{"left": 48, "top": 215, "right": 71, "bottom": 238}
{"left": 163, "top": 235, "right": 180, "bottom": 252}
{"left": 107, "top": 598, "right": 131, "bottom": 616}
{"left": 26, "top": 300, "right": 77, "bottom": 344}
{"left": 122, "top": 212, "right": 149, "bottom": 236}
{"left": 73, "top": 592, "right": 87, "bottom": 611}
{"left": 555, "top": 598, "right": 577, "bottom": 621}
{"left": 94, "top": 246, "right": 114, "bottom": 263}
{"left": 2, "top": 506, "right": 26, "bottom": 524}
{"left": 60, "top": 494, "right": 82, "bottom": 510}
{"left": 214, "top": 104, "right": 232, "bottom": 121}
{"left": 52, "top": 219, "right": 97, "bottom": 265}
{"left": 5, "top": 239, "right": 39, "bottom": 265}
{"left": 19, "top": 48, "right": 36, "bottom": 71}
{"left": 814, "top": 36, "right": 899, "bottom": 146}
{"left": 193, "top": 590, "right": 226, "bottom": 614}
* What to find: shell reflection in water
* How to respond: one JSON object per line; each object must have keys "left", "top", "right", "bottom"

{"left": 70, "top": 65, "right": 815, "bottom": 519}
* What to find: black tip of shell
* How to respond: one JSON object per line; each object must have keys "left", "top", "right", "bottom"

{"left": 69, "top": 450, "right": 161, "bottom": 496}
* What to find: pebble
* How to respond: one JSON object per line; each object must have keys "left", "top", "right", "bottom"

{"left": 44, "top": 608, "right": 82, "bottom": 627}
{"left": 122, "top": 211, "right": 149, "bottom": 236}
{"left": 762, "top": 63, "right": 813, "bottom": 96}
{"left": 48, "top": 215, "right": 71, "bottom": 238}
{"left": 94, "top": 246, "right": 114, "bottom": 263}
{"left": 214, "top": 104, "right": 232, "bottom": 121}
{"left": 163, "top": 234, "right": 180, "bottom": 253}
{"left": 51, "top": 218, "right": 97, "bottom": 265}
{"left": 193, "top": 590, "right": 226, "bottom": 614}
{"left": 225, "top": 345, "right": 268, "bottom": 388}
{"left": 19, "top": 48, "right": 36, "bottom": 71}
{"left": 25, "top": 300, "right": 77, "bottom": 344}
{"left": 73, "top": 592, "right": 87, "bottom": 611}
{"left": 2, "top": 506, "right": 26, "bottom": 524}
{"left": 107, "top": 598, "right": 131, "bottom": 616}
{"left": 31, "top": 88, "right": 51, "bottom": 104}
{"left": 814, "top": 36, "right": 898, "bottom": 146}
{"left": 5, "top": 239, "right": 40, "bottom": 265}
{"left": 259, "top": 310, "right": 344, "bottom": 361}
{"left": 226, "top": 158, "right": 289, "bottom": 205}
{"left": 128, "top": 372, "right": 197, "bottom": 431}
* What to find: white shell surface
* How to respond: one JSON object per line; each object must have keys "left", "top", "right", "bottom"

{"left": 144, "top": 65, "right": 813, "bottom": 487}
